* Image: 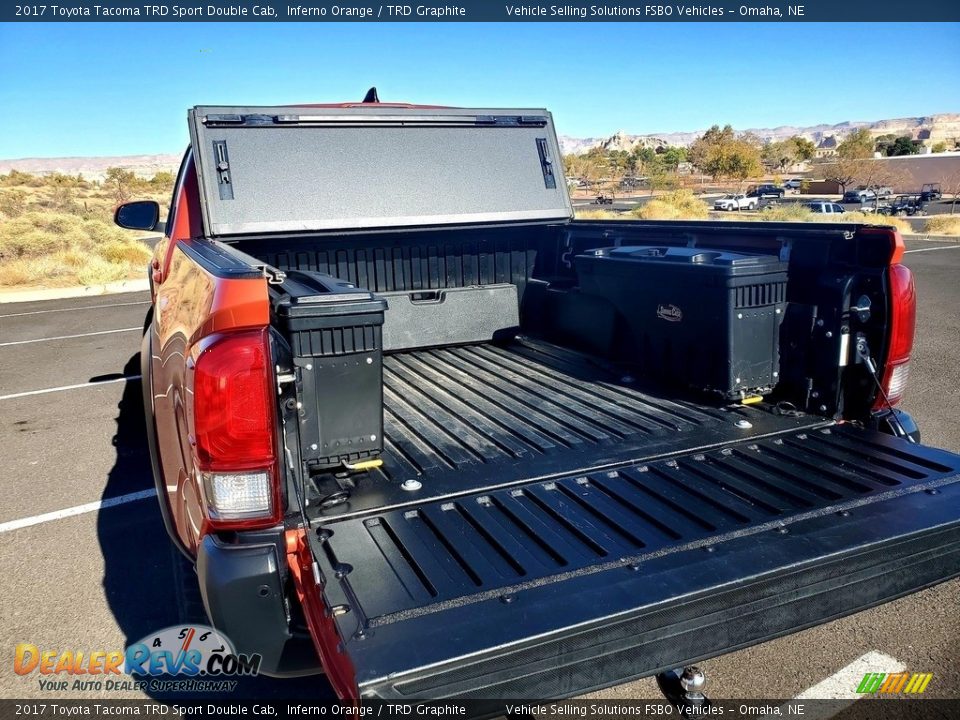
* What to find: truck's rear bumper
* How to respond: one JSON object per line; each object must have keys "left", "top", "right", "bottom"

{"left": 306, "top": 425, "right": 960, "bottom": 699}
{"left": 196, "top": 535, "right": 321, "bottom": 677}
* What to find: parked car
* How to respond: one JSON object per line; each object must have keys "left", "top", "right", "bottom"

{"left": 857, "top": 185, "right": 893, "bottom": 198}
{"left": 804, "top": 201, "right": 846, "bottom": 214}
{"left": 877, "top": 195, "right": 926, "bottom": 217}
{"left": 714, "top": 193, "right": 757, "bottom": 211}
{"left": 842, "top": 189, "right": 877, "bottom": 203}
{"left": 783, "top": 178, "right": 804, "bottom": 190}
{"left": 920, "top": 183, "right": 942, "bottom": 202}
{"left": 748, "top": 184, "right": 785, "bottom": 199}
{"left": 114, "top": 95, "right": 960, "bottom": 700}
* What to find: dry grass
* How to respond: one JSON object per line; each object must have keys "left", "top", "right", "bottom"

{"left": 574, "top": 209, "right": 621, "bottom": 220}
{"left": 923, "top": 215, "right": 960, "bottom": 236}
{"left": 0, "top": 173, "right": 168, "bottom": 288}
{"left": 632, "top": 190, "right": 710, "bottom": 220}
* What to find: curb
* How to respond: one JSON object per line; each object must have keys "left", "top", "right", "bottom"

{"left": 0, "top": 278, "right": 150, "bottom": 304}
{"left": 901, "top": 234, "right": 960, "bottom": 243}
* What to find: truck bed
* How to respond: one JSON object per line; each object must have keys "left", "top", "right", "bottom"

{"left": 305, "top": 339, "right": 821, "bottom": 520}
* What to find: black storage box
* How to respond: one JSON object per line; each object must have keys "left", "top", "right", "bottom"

{"left": 574, "top": 246, "right": 788, "bottom": 398}
{"left": 272, "top": 271, "right": 387, "bottom": 469}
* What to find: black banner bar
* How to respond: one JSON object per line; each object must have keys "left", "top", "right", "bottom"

{"left": 4, "top": 0, "right": 960, "bottom": 22}
{"left": 3, "top": 699, "right": 960, "bottom": 719}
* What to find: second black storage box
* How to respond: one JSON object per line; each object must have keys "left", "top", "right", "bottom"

{"left": 575, "top": 246, "right": 788, "bottom": 398}
{"left": 272, "top": 270, "right": 387, "bottom": 470}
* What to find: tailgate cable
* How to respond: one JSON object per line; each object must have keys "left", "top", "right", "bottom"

{"left": 854, "top": 338, "right": 913, "bottom": 442}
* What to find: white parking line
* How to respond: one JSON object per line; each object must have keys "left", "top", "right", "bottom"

{"left": 0, "top": 489, "right": 157, "bottom": 534}
{"left": 0, "top": 327, "right": 141, "bottom": 347}
{"left": 904, "top": 245, "right": 960, "bottom": 254}
{"left": 0, "top": 375, "right": 141, "bottom": 401}
{"left": 762, "top": 650, "right": 906, "bottom": 719}
{"left": 0, "top": 300, "right": 150, "bottom": 319}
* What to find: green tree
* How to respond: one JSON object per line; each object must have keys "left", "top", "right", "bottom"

{"left": 837, "top": 129, "right": 875, "bottom": 160}
{"left": 763, "top": 140, "right": 798, "bottom": 172}
{"left": 887, "top": 136, "right": 921, "bottom": 156}
{"left": 688, "top": 125, "right": 736, "bottom": 174}
{"left": 822, "top": 158, "right": 866, "bottom": 193}
{"left": 689, "top": 125, "right": 761, "bottom": 183}
{"left": 661, "top": 146, "right": 688, "bottom": 171}
{"left": 104, "top": 167, "right": 138, "bottom": 203}
{"left": 792, "top": 136, "right": 816, "bottom": 161}
{"left": 149, "top": 171, "right": 175, "bottom": 190}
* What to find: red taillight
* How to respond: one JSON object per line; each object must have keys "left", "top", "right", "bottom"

{"left": 872, "top": 263, "right": 916, "bottom": 410}
{"left": 187, "top": 329, "right": 280, "bottom": 528}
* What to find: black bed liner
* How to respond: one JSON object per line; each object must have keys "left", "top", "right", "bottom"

{"left": 305, "top": 340, "right": 820, "bottom": 520}
{"left": 309, "top": 423, "right": 960, "bottom": 698}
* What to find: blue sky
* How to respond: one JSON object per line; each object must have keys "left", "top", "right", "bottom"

{"left": 0, "top": 22, "right": 958, "bottom": 158}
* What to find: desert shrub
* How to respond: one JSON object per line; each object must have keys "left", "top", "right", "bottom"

{"left": 574, "top": 209, "right": 621, "bottom": 220}
{"left": 923, "top": 215, "right": 960, "bottom": 236}
{"left": 0, "top": 189, "right": 27, "bottom": 218}
{"left": 100, "top": 238, "right": 153, "bottom": 265}
{"left": 839, "top": 211, "right": 911, "bottom": 234}
{"left": 755, "top": 204, "right": 814, "bottom": 222}
{"left": 633, "top": 190, "right": 710, "bottom": 220}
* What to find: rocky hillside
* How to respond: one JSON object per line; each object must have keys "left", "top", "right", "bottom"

{"left": 0, "top": 153, "right": 181, "bottom": 181}
{"left": 559, "top": 113, "right": 960, "bottom": 155}
{"left": 1, "top": 114, "right": 957, "bottom": 172}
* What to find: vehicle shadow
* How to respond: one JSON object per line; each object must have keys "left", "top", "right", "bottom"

{"left": 96, "top": 351, "right": 332, "bottom": 700}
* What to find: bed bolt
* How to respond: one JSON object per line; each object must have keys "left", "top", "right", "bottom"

{"left": 306, "top": 363, "right": 313, "bottom": 371}
{"left": 816, "top": 319, "right": 825, "bottom": 327}
{"left": 825, "top": 331, "right": 833, "bottom": 338}
{"left": 620, "top": 375, "right": 635, "bottom": 384}
{"left": 737, "top": 313, "right": 743, "bottom": 319}
{"left": 704, "top": 546, "right": 715, "bottom": 553}
{"left": 819, "top": 405, "right": 828, "bottom": 412}
{"left": 811, "top": 391, "right": 820, "bottom": 399}
{"left": 284, "top": 398, "right": 297, "bottom": 411}
{"left": 500, "top": 594, "right": 516, "bottom": 604}
{"left": 366, "top": 357, "right": 373, "bottom": 364}
{"left": 777, "top": 527, "right": 789, "bottom": 534}
{"left": 310, "top": 443, "right": 318, "bottom": 451}
{"left": 370, "top": 434, "right": 377, "bottom": 442}
{"left": 401, "top": 479, "right": 423, "bottom": 492}
{"left": 927, "top": 488, "right": 941, "bottom": 495}
{"left": 839, "top": 510, "right": 851, "bottom": 517}
{"left": 735, "top": 419, "right": 753, "bottom": 429}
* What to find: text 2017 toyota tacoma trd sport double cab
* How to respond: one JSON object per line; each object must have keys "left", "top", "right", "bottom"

{"left": 115, "top": 96, "right": 960, "bottom": 700}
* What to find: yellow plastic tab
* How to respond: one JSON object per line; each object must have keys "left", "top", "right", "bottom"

{"left": 741, "top": 395, "right": 763, "bottom": 405}
{"left": 345, "top": 458, "right": 384, "bottom": 471}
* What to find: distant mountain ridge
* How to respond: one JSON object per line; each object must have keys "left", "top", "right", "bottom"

{"left": 559, "top": 113, "right": 960, "bottom": 155}
{"left": 1, "top": 114, "right": 957, "bottom": 176}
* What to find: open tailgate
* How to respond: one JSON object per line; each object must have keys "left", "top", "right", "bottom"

{"left": 301, "top": 424, "right": 960, "bottom": 698}
{"left": 187, "top": 105, "right": 572, "bottom": 236}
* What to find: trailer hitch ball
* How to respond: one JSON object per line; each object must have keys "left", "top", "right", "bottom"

{"left": 680, "top": 666, "right": 706, "bottom": 698}
{"left": 656, "top": 665, "right": 711, "bottom": 713}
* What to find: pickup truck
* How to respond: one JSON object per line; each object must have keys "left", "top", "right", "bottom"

{"left": 713, "top": 193, "right": 757, "bottom": 211}
{"left": 116, "top": 98, "right": 960, "bottom": 701}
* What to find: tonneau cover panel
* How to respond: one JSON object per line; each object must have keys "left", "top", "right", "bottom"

{"left": 188, "top": 105, "right": 572, "bottom": 236}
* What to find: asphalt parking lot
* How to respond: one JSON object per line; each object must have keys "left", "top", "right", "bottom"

{"left": 1, "top": 236, "right": 958, "bottom": 702}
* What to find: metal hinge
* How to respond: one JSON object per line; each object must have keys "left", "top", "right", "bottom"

{"left": 259, "top": 266, "right": 287, "bottom": 284}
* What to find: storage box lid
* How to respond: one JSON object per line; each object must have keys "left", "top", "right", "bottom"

{"left": 273, "top": 271, "right": 387, "bottom": 319}
{"left": 188, "top": 105, "right": 572, "bottom": 237}
{"left": 580, "top": 246, "right": 787, "bottom": 275}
